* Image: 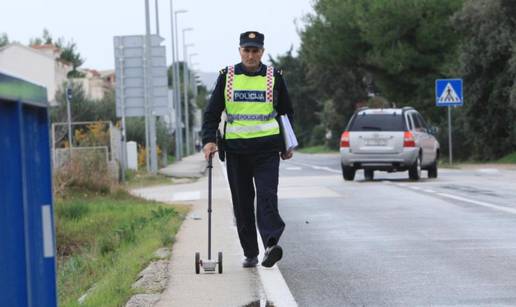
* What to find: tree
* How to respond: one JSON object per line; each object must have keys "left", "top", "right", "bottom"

{"left": 59, "top": 41, "right": 85, "bottom": 78}
{"left": 298, "top": 0, "right": 369, "bottom": 146}
{"left": 451, "top": 0, "right": 516, "bottom": 160}
{"left": 30, "top": 29, "right": 85, "bottom": 78}
{"left": 270, "top": 48, "right": 321, "bottom": 146}
{"left": 29, "top": 28, "right": 56, "bottom": 46}
{"left": 195, "top": 83, "right": 209, "bottom": 110}
{"left": 0, "top": 33, "right": 8, "bottom": 47}
{"left": 168, "top": 61, "right": 199, "bottom": 138}
{"left": 354, "top": 0, "right": 463, "bottom": 120}
{"left": 290, "top": 0, "right": 465, "bottom": 147}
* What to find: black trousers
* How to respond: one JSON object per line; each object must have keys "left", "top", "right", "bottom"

{"left": 226, "top": 151, "right": 285, "bottom": 258}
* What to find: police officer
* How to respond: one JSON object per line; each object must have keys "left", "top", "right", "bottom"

{"left": 202, "top": 31, "right": 294, "bottom": 268}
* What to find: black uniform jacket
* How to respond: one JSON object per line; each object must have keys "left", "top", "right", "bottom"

{"left": 201, "top": 63, "right": 294, "bottom": 154}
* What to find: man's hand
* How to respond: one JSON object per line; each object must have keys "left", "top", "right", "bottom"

{"left": 281, "top": 150, "right": 293, "bottom": 160}
{"left": 203, "top": 142, "right": 217, "bottom": 160}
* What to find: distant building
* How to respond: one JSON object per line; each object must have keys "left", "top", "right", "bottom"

{"left": 75, "top": 69, "right": 115, "bottom": 101}
{"left": 0, "top": 43, "right": 72, "bottom": 105}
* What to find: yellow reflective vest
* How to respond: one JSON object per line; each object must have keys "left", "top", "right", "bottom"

{"left": 224, "top": 65, "right": 280, "bottom": 140}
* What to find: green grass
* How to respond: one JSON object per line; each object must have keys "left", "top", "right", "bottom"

{"left": 437, "top": 159, "right": 461, "bottom": 169}
{"left": 124, "top": 170, "right": 173, "bottom": 188}
{"left": 55, "top": 189, "right": 188, "bottom": 307}
{"left": 437, "top": 152, "right": 516, "bottom": 168}
{"left": 167, "top": 154, "right": 176, "bottom": 165}
{"left": 497, "top": 152, "right": 516, "bottom": 164}
{"left": 298, "top": 145, "right": 339, "bottom": 154}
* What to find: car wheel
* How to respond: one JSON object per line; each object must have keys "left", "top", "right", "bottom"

{"left": 409, "top": 154, "right": 421, "bottom": 180}
{"left": 428, "top": 159, "right": 438, "bottom": 178}
{"left": 341, "top": 164, "right": 356, "bottom": 181}
{"left": 364, "top": 169, "right": 374, "bottom": 181}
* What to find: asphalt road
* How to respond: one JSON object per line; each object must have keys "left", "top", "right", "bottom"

{"left": 277, "top": 153, "right": 516, "bottom": 306}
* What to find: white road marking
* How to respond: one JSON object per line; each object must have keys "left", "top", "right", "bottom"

{"left": 218, "top": 160, "right": 298, "bottom": 306}
{"left": 311, "top": 165, "right": 340, "bottom": 173}
{"left": 435, "top": 193, "right": 516, "bottom": 215}
{"left": 279, "top": 186, "right": 340, "bottom": 199}
{"left": 387, "top": 182, "right": 516, "bottom": 215}
{"left": 258, "top": 243, "right": 298, "bottom": 307}
{"left": 289, "top": 161, "right": 340, "bottom": 174}
{"left": 171, "top": 191, "right": 201, "bottom": 201}
{"left": 285, "top": 167, "right": 302, "bottom": 171}
{"left": 477, "top": 168, "right": 500, "bottom": 174}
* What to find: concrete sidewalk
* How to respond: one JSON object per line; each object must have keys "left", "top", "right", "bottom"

{"left": 131, "top": 154, "right": 270, "bottom": 306}
{"left": 159, "top": 153, "right": 208, "bottom": 178}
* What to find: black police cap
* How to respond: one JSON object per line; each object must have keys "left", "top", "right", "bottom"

{"left": 239, "top": 31, "right": 264, "bottom": 48}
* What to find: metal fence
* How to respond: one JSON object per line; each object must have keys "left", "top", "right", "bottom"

{"left": 51, "top": 121, "right": 122, "bottom": 180}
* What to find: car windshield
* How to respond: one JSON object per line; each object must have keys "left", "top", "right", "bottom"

{"left": 349, "top": 114, "right": 405, "bottom": 131}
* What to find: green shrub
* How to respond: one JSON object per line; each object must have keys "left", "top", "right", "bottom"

{"left": 98, "top": 236, "right": 117, "bottom": 256}
{"left": 54, "top": 151, "right": 113, "bottom": 196}
{"left": 55, "top": 201, "right": 90, "bottom": 220}
{"left": 160, "top": 231, "right": 175, "bottom": 246}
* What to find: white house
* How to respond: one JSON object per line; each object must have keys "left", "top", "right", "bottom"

{"left": 0, "top": 43, "right": 72, "bottom": 105}
{"left": 75, "top": 69, "right": 116, "bottom": 101}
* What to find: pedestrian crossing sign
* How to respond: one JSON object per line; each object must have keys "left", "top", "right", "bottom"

{"left": 435, "top": 79, "right": 463, "bottom": 106}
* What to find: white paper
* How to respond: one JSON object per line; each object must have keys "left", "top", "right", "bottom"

{"left": 280, "top": 115, "right": 298, "bottom": 152}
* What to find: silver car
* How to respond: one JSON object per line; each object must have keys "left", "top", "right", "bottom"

{"left": 340, "top": 107, "right": 439, "bottom": 181}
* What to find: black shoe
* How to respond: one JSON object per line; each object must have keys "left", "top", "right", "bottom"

{"left": 242, "top": 257, "right": 258, "bottom": 268}
{"left": 261, "top": 245, "right": 283, "bottom": 268}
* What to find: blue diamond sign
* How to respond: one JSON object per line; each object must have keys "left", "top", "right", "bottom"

{"left": 436, "top": 79, "right": 463, "bottom": 107}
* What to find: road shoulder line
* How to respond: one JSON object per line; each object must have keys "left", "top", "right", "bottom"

{"left": 388, "top": 181, "right": 516, "bottom": 216}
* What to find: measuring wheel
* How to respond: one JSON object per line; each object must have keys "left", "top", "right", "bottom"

{"left": 195, "top": 252, "right": 200, "bottom": 274}
{"left": 218, "top": 251, "right": 223, "bottom": 274}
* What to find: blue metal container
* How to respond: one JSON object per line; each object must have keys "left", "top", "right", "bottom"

{"left": 0, "top": 72, "right": 57, "bottom": 307}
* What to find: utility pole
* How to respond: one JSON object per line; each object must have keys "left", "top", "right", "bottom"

{"left": 118, "top": 53, "right": 127, "bottom": 181}
{"left": 155, "top": 0, "right": 160, "bottom": 35}
{"left": 189, "top": 54, "right": 198, "bottom": 93}
{"left": 448, "top": 106, "right": 453, "bottom": 165}
{"left": 174, "top": 9, "right": 187, "bottom": 158}
{"left": 182, "top": 28, "right": 193, "bottom": 156}
{"left": 154, "top": 0, "right": 168, "bottom": 167}
{"left": 144, "top": 0, "right": 158, "bottom": 174}
{"left": 169, "top": 0, "right": 180, "bottom": 161}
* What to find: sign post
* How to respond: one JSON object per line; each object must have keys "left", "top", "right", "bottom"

{"left": 114, "top": 35, "right": 169, "bottom": 174}
{"left": 66, "top": 82, "right": 73, "bottom": 157}
{"left": 435, "top": 79, "right": 463, "bottom": 165}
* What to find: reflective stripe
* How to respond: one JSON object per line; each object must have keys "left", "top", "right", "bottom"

{"left": 227, "top": 111, "right": 277, "bottom": 122}
{"left": 226, "top": 65, "right": 235, "bottom": 101}
{"left": 266, "top": 66, "right": 274, "bottom": 102}
{"left": 226, "top": 121, "right": 279, "bottom": 134}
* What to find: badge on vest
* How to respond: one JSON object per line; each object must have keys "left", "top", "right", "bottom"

{"left": 233, "top": 90, "right": 266, "bottom": 102}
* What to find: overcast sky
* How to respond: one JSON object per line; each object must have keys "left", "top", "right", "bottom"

{"left": 1, "top": 0, "right": 314, "bottom": 73}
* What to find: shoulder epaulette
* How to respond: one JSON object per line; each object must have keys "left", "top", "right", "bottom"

{"left": 273, "top": 67, "right": 283, "bottom": 76}
{"left": 219, "top": 67, "right": 227, "bottom": 75}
